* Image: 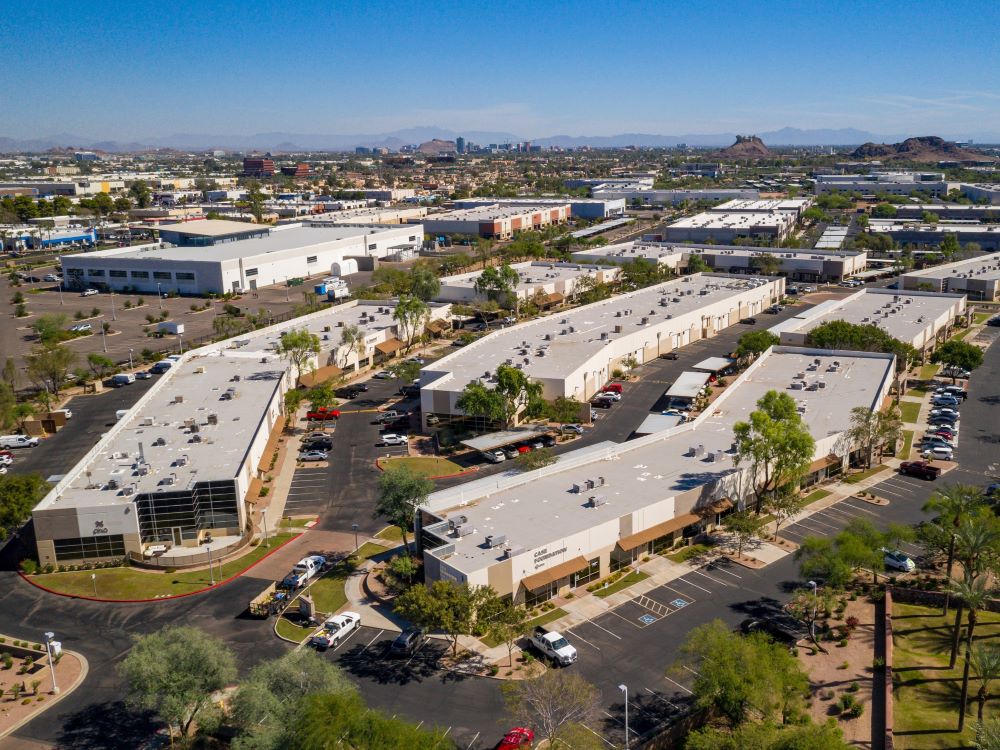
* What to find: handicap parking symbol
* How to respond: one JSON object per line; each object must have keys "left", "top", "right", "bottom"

{"left": 671, "top": 598, "right": 689, "bottom": 608}
{"left": 638, "top": 614, "right": 658, "bottom": 625}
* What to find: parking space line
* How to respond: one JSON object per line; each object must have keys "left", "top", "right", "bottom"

{"left": 709, "top": 565, "right": 742, "bottom": 579}
{"left": 331, "top": 626, "right": 363, "bottom": 653}
{"left": 691, "top": 569, "right": 732, "bottom": 587}
{"left": 415, "top": 720, "right": 424, "bottom": 729}
{"left": 871, "top": 485, "right": 910, "bottom": 500}
{"left": 442, "top": 726, "right": 452, "bottom": 738}
{"left": 644, "top": 686, "right": 681, "bottom": 710}
{"left": 603, "top": 711, "right": 640, "bottom": 736}
{"left": 465, "top": 732, "right": 480, "bottom": 750}
{"left": 683, "top": 665, "right": 701, "bottom": 678}
{"left": 360, "top": 629, "right": 383, "bottom": 653}
{"left": 797, "top": 515, "right": 840, "bottom": 532}
{"left": 659, "top": 584, "right": 698, "bottom": 605}
{"left": 834, "top": 501, "right": 878, "bottom": 517}
{"left": 566, "top": 629, "right": 602, "bottom": 651}
{"left": 663, "top": 675, "right": 694, "bottom": 695}
{"left": 673, "top": 577, "right": 712, "bottom": 594}
{"left": 607, "top": 608, "right": 647, "bottom": 629}
{"left": 779, "top": 527, "right": 808, "bottom": 539}
{"left": 585, "top": 617, "right": 623, "bottom": 640}
{"left": 581, "top": 723, "right": 616, "bottom": 748}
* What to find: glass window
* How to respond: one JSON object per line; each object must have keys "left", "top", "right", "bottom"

{"left": 153, "top": 271, "right": 171, "bottom": 280}
{"left": 131, "top": 271, "right": 149, "bottom": 278}
{"left": 245, "top": 268, "right": 258, "bottom": 277}
{"left": 109, "top": 270, "right": 127, "bottom": 278}
{"left": 525, "top": 582, "right": 555, "bottom": 607}
{"left": 53, "top": 534, "right": 125, "bottom": 561}
{"left": 306, "top": 256, "right": 317, "bottom": 264}
{"left": 571, "top": 557, "right": 600, "bottom": 588}
{"left": 88, "top": 269, "right": 104, "bottom": 276}
{"left": 175, "top": 272, "right": 195, "bottom": 281}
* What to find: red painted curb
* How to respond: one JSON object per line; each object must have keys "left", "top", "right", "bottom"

{"left": 373, "top": 458, "right": 478, "bottom": 480}
{"left": 18, "top": 533, "right": 299, "bottom": 604}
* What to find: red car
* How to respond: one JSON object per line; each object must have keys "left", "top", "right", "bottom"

{"left": 496, "top": 727, "right": 534, "bottom": 750}
{"left": 306, "top": 408, "right": 341, "bottom": 421}
{"left": 602, "top": 383, "right": 623, "bottom": 394}
{"left": 899, "top": 461, "right": 941, "bottom": 481}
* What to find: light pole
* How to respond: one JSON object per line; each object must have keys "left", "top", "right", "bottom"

{"left": 44, "top": 632, "right": 59, "bottom": 694}
{"left": 91, "top": 572, "right": 97, "bottom": 596}
{"left": 57, "top": 280, "right": 64, "bottom": 306}
{"left": 619, "top": 684, "right": 629, "bottom": 750}
{"left": 351, "top": 523, "right": 359, "bottom": 552}
{"left": 100, "top": 324, "right": 108, "bottom": 353}
{"left": 157, "top": 282, "right": 163, "bottom": 310}
{"left": 204, "top": 539, "right": 215, "bottom": 585}
{"left": 178, "top": 334, "right": 184, "bottom": 355}
{"left": 262, "top": 508, "right": 269, "bottom": 548}
{"left": 808, "top": 580, "right": 818, "bottom": 641}
{"left": 110, "top": 291, "right": 117, "bottom": 321}
{"left": 128, "top": 348, "right": 134, "bottom": 370}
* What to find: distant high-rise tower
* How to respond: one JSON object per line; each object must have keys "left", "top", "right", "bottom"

{"left": 456, "top": 136, "right": 466, "bottom": 154}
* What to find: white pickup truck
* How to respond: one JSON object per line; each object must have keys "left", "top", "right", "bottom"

{"left": 281, "top": 555, "right": 326, "bottom": 589}
{"left": 530, "top": 626, "right": 578, "bottom": 666}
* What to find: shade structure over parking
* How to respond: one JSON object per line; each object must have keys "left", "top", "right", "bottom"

{"left": 665, "top": 371, "right": 711, "bottom": 399}
{"left": 460, "top": 426, "right": 554, "bottom": 453}
{"left": 691, "top": 357, "right": 736, "bottom": 374}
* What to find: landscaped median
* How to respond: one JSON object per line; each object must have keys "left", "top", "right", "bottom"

{"left": 21, "top": 532, "right": 296, "bottom": 601}
{"left": 274, "top": 542, "right": 390, "bottom": 644}
{"left": 375, "top": 455, "right": 477, "bottom": 480}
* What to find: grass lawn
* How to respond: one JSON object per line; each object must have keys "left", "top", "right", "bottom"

{"left": 377, "top": 456, "right": 465, "bottom": 478}
{"left": 974, "top": 312, "right": 992, "bottom": 324}
{"left": 480, "top": 607, "right": 570, "bottom": 648}
{"left": 667, "top": 543, "right": 713, "bottom": 563}
{"left": 594, "top": 571, "right": 649, "bottom": 598}
{"left": 901, "top": 430, "right": 914, "bottom": 460}
{"left": 279, "top": 517, "right": 316, "bottom": 528}
{"left": 375, "top": 525, "right": 404, "bottom": 542}
{"left": 276, "top": 616, "right": 315, "bottom": 643}
{"left": 893, "top": 601, "right": 1000, "bottom": 748}
{"left": 900, "top": 401, "right": 922, "bottom": 424}
{"left": 950, "top": 328, "right": 972, "bottom": 341}
{"left": 354, "top": 542, "right": 390, "bottom": 561}
{"left": 909, "top": 387, "right": 930, "bottom": 397}
{"left": 918, "top": 363, "right": 940, "bottom": 380}
{"left": 307, "top": 564, "right": 351, "bottom": 614}
{"left": 29, "top": 532, "right": 295, "bottom": 600}
{"left": 803, "top": 488, "right": 832, "bottom": 503}
{"left": 842, "top": 465, "right": 890, "bottom": 484}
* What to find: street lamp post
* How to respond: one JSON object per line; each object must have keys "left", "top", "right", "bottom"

{"left": 44, "top": 632, "right": 59, "bottom": 695}
{"left": 262, "top": 508, "right": 269, "bottom": 548}
{"left": 619, "top": 684, "right": 629, "bottom": 750}
{"left": 111, "top": 291, "right": 117, "bottom": 321}
{"left": 100, "top": 324, "right": 108, "bottom": 353}
{"left": 57, "top": 281, "right": 63, "bottom": 306}
{"left": 157, "top": 283, "right": 163, "bottom": 310}
{"left": 128, "top": 348, "right": 134, "bottom": 370}
{"left": 204, "top": 540, "right": 215, "bottom": 585}
{"left": 178, "top": 334, "right": 184, "bottom": 355}
{"left": 351, "top": 523, "right": 359, "bottom": 552}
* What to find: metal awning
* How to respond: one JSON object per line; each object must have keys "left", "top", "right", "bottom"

{"left": 702, "top": 498, "right": 733, "bottom": 515}
{"left": 617, "top": 513, "right": 700, "bottom": 551}
{"left": 520, "top": 556, "right": 589, "bottom": 591}
{"left": 298, "top": 365, "right": 342, "bottom": 388}
{"left": 807, "top": 454, "right": 841, "bottom": 473}
{"left": 461, "top": 426, "right": 553, "bottom": 452}
{"left": 665, "top": 371, "right": 711, "bottom": 399}
{"left": 374, "top": 338, "right": 404, "bottom": 355}
{"left": 692, "top": 357, "right": 736, "bottom": 374}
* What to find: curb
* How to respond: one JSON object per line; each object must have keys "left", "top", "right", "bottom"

{"left": 0, "top": 648, "right": 89, "bottom": 741}
{"left": 18, "top": 533, "right": 298, "bottom": 604}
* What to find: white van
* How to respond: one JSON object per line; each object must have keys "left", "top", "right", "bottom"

{"left": 115, "top": 409, "right": 130, "bottom": 421}
{"left": 112, "top": 373, "right": 136, "bottom": 387}
{"left": 0, "top": 435, "right": 39, "bottom": 449}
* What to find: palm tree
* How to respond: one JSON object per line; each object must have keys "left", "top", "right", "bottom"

{"left": 952, "top": 575, "right": 992, "bottom": 730}
{"left": 954, "top": 516, "right": 1000, "bottom": 583}
{"left": 924, "top": 484, "right": 986, "bottom": 580}
{"left": 970, "top": 643, "right": 1000, "bottom": 724}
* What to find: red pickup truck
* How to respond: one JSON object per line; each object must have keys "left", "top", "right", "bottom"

{"left": 306, "top": 408, "right": 341, "bottom": 421}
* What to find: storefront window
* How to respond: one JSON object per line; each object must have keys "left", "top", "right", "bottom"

{"left": 571, "top": 558, "right": 600, "bottom": 588}
{"left": 525, "top": 582, "right": 556, "bottom": 607}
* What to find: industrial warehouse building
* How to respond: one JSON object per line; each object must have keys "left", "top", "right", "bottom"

{"left": 866, "top": 221, "right": 1000, "bottom": 251}
{"left": 454, "top": 197, "right": 626, "bottom": 219}
{"left": 769, "top": 288, "right": 968, "bottom": 355}
{"left": 813, "top": 172, "right": 952, "bottom": 197}
{"left": 31, "top": 298, "right": 453, "bottom": 567}
{"left": 416, "top": 204, "right": 571, "bottom": 239}
{"left": 417, "top": 347, "right": 896, "bottom": 604}
{"left": 899, "top": 251, "right": 1000, "bottom": 300}
{"left": 573, "top": 240, "right": 867, "bottom": 282}
{"left": 60, "top": 219, "right": 423, "bottom": 295}
{"left": 663, "top": 209, "right": 798, "bottom": 244}
{"left": 419, "top": 273, "right": 784, "bottom": 425}
{"left": 434, "top": 261, "right": 620, "bottom": 305}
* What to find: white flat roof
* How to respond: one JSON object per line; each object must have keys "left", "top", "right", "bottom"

{"left": 574, "top": 240, "right": 861, "bottom": 263}
{"left": 157, "top": 219, "right": 264, "bottom": 237}
{"left": 421, "top": 274, "right": 775, "bottom": 392}
{"left": 438, "top": 261, "right": 611, "bottom": 292}
{"left": 710, "top": 198, "right": 811, "bottom": 212}
{"left": 422, "top": 348, "right": 895, "bottom": 576}
{"left": 668, "top": 212, "right": 795, "bottom": 230}
{"left": 901, "top": 251, "right": 1000, "bottom": 282}
{"left": 666, "top": 371, "right": 711, "bottom": 398}
{"left": 424, "top": 204, "right": 569, "bottom": 222}
{"left": 870, "top": 221, "right": 1000, "bottom": 236}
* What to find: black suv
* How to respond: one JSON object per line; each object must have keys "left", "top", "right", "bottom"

{"left": 303, "top": 438, "right": 333, "bottom": 451}
{"left": 390, "top": 628, "right": 425, "bottom": 657}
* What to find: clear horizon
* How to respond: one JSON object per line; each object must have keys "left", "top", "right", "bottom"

{"left": 2, "top": 0, "right": 999, "bottom": 141}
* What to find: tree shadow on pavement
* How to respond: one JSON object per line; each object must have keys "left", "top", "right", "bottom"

{"left": 56, "top": 700, "right": 160, "bottom": 750}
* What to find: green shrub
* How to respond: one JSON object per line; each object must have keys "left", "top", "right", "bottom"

{"left": 14, "top": 303, "right": 27, "bottom": 317}
{"left": 847, "top": 703, "right": 864, "bottom": 718}
{"left": 19, "top": 559, "right": 38, "bottom": 575}
{"left": 847, "top": 681, "right": 860, "bottom": 693}
{"left": 91, "top": 307, "right": 100, "bottom": 317}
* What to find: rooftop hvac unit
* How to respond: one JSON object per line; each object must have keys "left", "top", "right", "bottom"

{"left": 485, "top": 534, "right": 507, "bottom": 548}
{"left": 601, "top": 332, "right": 610, "bottom": 341}
{"left": 107, "top": 478, "right": 119, "bottom": 490}
{"left": 454, "top": 523, "right": 474, "bottom": 537}
{"left": 194, "top": 366, "right": 206, "bottom": 374}
{"left": 640, "top": 317, "right": 649, "bottom": 325}
{"left": 713, "top": 450, "right": 726, "bottom": 462}
{"left": 122, "top": 485, "right": 135, "bottom": 497}
{"left": 791, "top": 381, "right": 804, "bottom": 390}
{"left": 152, "top": 437, "right": 166, "bottom": 446}
{"left": 173, "top": 395, "right": 184, "bottom": 404}
{"left": 207, "top": 413, "right": 218, "bottom": 425}
{"left": 614, "top": 325, "right": 624, "bottom": 333}
{"left": 817, "top": 381, "right": 827, "bottom": 389}
{"left": 544, "top": 333, "right": 552, "bottom": 341}
{"left": 568, "top": 326, "right": 575, "bottom": 333}
{"left": 141, "top": 416, "right": 154, "bottom": 426}
{"left": 588, "top": 494, "right": 607, "bottom": 507}
{"left": 448, "top": 515, "right": 468, "bottom": 529}
{"left": 175, "top": 455, "right": 189, "bottom": 467}
{"left": 504, "top": 546, "right": 525, "bottom": 559}
{"left": 137, "top": 464, "right": 150, "bottom": 476}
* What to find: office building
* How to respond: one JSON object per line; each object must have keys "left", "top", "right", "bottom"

{"left": 900, "top": 251, "right": 1000, "bottom": 300}
{"left": 454, "top": 197, "right": 626, "bottom": 220}
{"left": 364, "top": 188, "right": 417, "bottom": 202}
{"left": 434, "top": 261, "right": 620, "bottom": 305}
{"left": 31, "top": 298, "right": 452, "bottom": 567}
{"left": 960, "top": 184, "right": 1000, "bottom": 206}
{"left": 769, "top": 288, "right": 967, "bottom": 354}
{"left": 663, "top": 210, "right": 797, "bottom": 244}
{"left": 867, "top": 221, "right": 1000, "bottom": 251}
{"left": 61, "top": 220, "right": 423, "bottom": 295}
{"left": 419, "top": 273, "right": 783, "bottom": 425}
{"left": 418, "top": 203, "right": 571, "bottom": 240}
{"left": 417, "top": 347, "right": 895, "bottom": 603}
{"left": 242, "top": 158, "right": 275, "bottom": 178}
{"left": 280, "top": 163, "right": 312, "bottom": 178}
{"left": 813, "top": 173, "right": 953, "bottom": 197}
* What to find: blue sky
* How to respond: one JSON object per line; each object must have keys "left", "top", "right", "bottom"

{"left": 2, "top": 0, "right": 999, "bottom": 140}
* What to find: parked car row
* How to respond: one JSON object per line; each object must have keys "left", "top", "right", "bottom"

{"left": 918, "top": 384, "right": 967, "bottom": 461}
{"left": 481, "top": 435, "right": 557, "bottom": 463}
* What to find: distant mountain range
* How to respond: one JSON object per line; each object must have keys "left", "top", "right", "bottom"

{"left": 0, "top": 126, "right": 996, "bottom": 153}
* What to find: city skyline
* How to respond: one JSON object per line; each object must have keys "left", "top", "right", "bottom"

{"left": 2, "top": 0, "right": 1000, "bottom": 142}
